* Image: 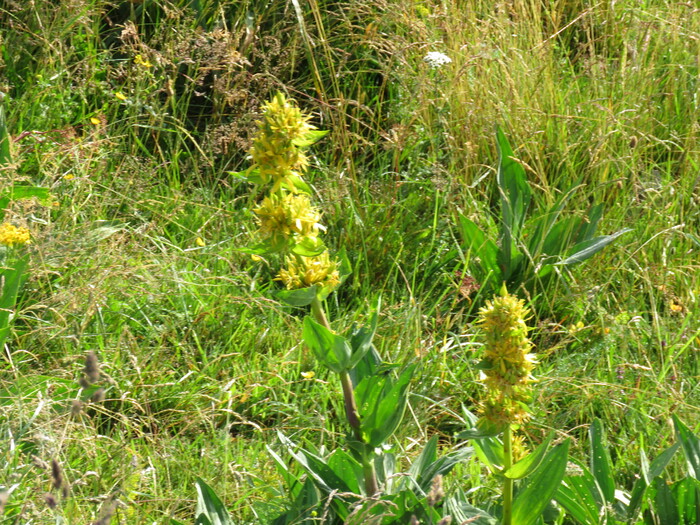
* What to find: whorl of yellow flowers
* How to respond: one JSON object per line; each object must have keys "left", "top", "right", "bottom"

{"left": 0, "top": 223, "right": 31, "bottom": 247}
{"left": 477, "top": 286, "right": 536, "bottom": 426}
{"left": 254, "top": 193, "right": 325, "bottom": 246}
{"left": 276, "top": 252, "right": 340, "bottom": 291}
{"left": 249, "top": 92, "right": 315, "bottom": 193}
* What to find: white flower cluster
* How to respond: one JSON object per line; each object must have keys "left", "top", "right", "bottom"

{"left": 423, "top": 51, "right": 452, "bottom": 68}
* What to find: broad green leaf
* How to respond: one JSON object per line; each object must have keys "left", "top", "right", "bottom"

{"left": 374, "top": 451, "right": 397, "bottom": 492}
{"left": 556, "top": 229, "right": 631, "bottom": 266}
{"left": 284, "top": 172, "right": 312, "bottom": 194}
{"left": 557, "top": 475, "right": 601, "bottom": 525}
{"left": 290, "top": 236, "right": 326, "bottom": 257}
{"left": 673, "top": 415, "right": 700, "bottom": 480}
{"left": 512, "top": 440, "right": 570, "bottom": 525}
{"left": 2, "top": 186, "right": 51, "bottom": 204}
{"left": 195, "top": 478, "right": 235, "bottom": 525}
{"left": 275, "top": 285, "right": 319, "bottom": 307}
{"left": 590, "top": 419, "right": 616, "bottom": 505}
{"left": 445, "top": 489, "right": 498, "bottom": 524}
{"left": 653, "top": 477, "right": 679, "bottom": 525}
{"left": 415, "top": 445, "right": 472, "bottom": 494}
{"left": 496, "top": 125, "right": 532, "bottom": 270}
{"left": 649, "top": 442, "right": 681, "bottom": 480}
{"left": 293, "top": 129, "right": 329, "bottom": 147}
{"left": 574, "top": 203, "right": 604, "bottom": 244}
{"left": 504, "top": 432, "right": 554, "bottom": 480}
{"left": 291, "top": 478, "right": 321, "bottom": 520}
{"left": 356, "top": 365, "right": 414, "bottom": 447}
{"left": 540, "top": 216, "right": 580, "bottom": 258}
{"left": 327, "top": 450, "right": 364, "bottom": 494}
{"left": 404, "top": 434, "right": 438, "bottom": 491}
{"left": 672, "top": 477, "right": 700, "bottom": 524}
{"left": 456, "top": 417, "right": 506, "bottom": 440}
{"left": 458, "top": 215, "right": 501, "bottom": 284}
{"left": 267, "top": 445, "right": 302, "bottom": 490}
{"left": 403, "top": 435, "right": 472, "bottom": 493}
{"left": 302, "top": 316, "right": 351, "bottom": 373}
{"left": 526, "top": 183, "right": 582, "bottom": 256}
{"left": 628, "top": 443, "right": 680, "bottom": 521}
{"left": 0, "top": 254, "right": 28, "bottom": 349}
{"left": 228, "top": 167, "right": 262, "bottom": 183}
{"left": 237, "top": 240, "right": 276, "bottom": 256}
{"left": 459, "top": 407, "right": 504, "bottom": 470}
{"left": 471, "top": 436, "right": 504, "bottom": 472}
{"left": 276, "top": 432, "right": 354, "bottom": 496}
{"left": 347, "top": 297, "right": 380, "bottom": 369}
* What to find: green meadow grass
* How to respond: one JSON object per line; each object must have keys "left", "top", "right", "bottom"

{"left": 1, "top": 0, "right": 698, "bottom": 522}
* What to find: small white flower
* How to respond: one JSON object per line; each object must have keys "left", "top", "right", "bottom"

{"left": 423, "top": 51, "right": 452, "bottom": 68}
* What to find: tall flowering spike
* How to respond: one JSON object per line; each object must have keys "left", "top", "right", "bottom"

{"left": 477, "top": 287, "right": 536, "bottom": 426}
{"left": 276, "top": 253, "right": 340, "bottom": 291}
{"left": 0, "top": 223, "right": 31, "bottom": 247}
{"left": 249, "top": 92, "right": 315, "bottom": 193}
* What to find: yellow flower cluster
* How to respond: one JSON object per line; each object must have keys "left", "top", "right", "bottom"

{"left": 276, "top": 253, "right": 340, "bottom": 291}
{"left": 254, "top": 193, "right": 324, "bottom": 245}
{"left": 249, "top": 93, "right": 315, "bottom": 192}
{"left": 477, "top": 288, "right": 536, "bottom": 426}
{"left": 0, "top": 223, "right": 31, "bottom": 247}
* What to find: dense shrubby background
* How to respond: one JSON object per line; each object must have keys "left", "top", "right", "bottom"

{"left": 1, "top": 0, "right": 698, "bottom": 522}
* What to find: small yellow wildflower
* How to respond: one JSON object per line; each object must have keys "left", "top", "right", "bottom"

{"left": 669, "top": 301, "right": 683, "bottom": 313}
{"left": 276, "top": 253, "right": 340, "bottom": 290}
{"left": 90, "top": 117, "right": 101, "bottom": 126}
{"left": 63, "top": 174, "right": 75, "bottom": 181}
{"left": 301, "top": 371, "right": 315, "bottom": 380}
{"left": 195, "top": 237, "right": 206, "bottom": 247}
{"left": 134, "top": 54, "right": 153, "bottom": 68}
{"left": 0, "top": 223, "right": 31, "bottom": 247}
{"left": 568, "top": 321, "right": 585, "bottom": 334}
{"left": 115, "top": 92, "right": 127, "bottom": 101}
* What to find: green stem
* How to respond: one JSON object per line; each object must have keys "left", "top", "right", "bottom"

{"left": 310, "top": 297, "right": 379, "bottom": 496}
{"left": 310, "top": 297, "right": 330, "bottom": 330}
{"left": 503, "top": 425, "right": 514, "bottom": 525}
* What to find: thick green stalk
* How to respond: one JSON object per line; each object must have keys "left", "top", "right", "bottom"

{"left": 310, "top": 297, "right": 379, "bottom": 495}
{"left": 503, "top": 425, "right": 514, "bottom": 525}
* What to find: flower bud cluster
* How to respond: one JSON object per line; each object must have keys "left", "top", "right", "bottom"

{"left": 245, "top": 93, "right": 339, "bottom": 291}
{"left": 477, "top": 288, "right": 536, "bottom": 426}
